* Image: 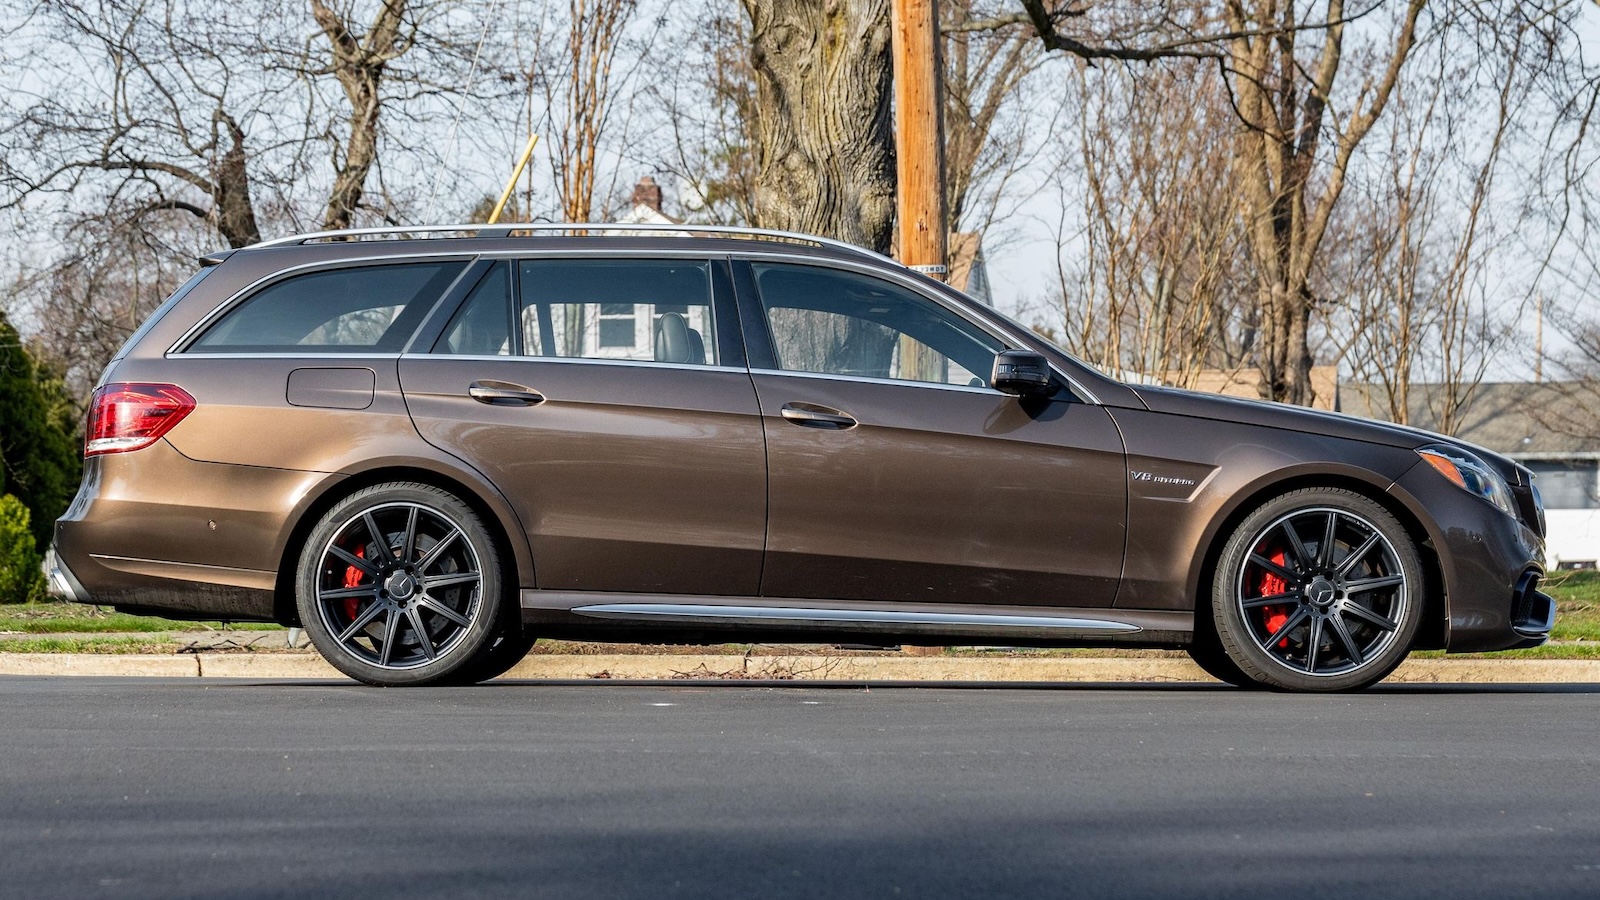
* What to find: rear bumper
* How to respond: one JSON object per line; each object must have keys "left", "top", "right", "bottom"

{"left": 44, "top": 546, "right": 90, "bottom": 603}
{"left": 51, "top": 439, "right": 324, "bottom": 622}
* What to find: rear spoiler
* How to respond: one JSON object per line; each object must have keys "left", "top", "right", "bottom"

{"left": 197, "top": 249, "right": 235, "bottom": 266}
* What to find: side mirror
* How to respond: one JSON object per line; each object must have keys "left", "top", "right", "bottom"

{"left": 990, "top": 349, "right": 1054, "bottom": 397}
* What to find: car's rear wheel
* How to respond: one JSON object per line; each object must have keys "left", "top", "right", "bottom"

{"left": 296, "top": 483, "right": 511, "bottom": 686}
{"left": 1212, "top": 488, "right": 1424, "bottom": 692}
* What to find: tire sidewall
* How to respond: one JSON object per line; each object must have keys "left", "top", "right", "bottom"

{"left": 1212, "top": 489, "right": 1424, "bottom": 692}
{"left": 296, "top": 483, "right": 506, "bottom": 687}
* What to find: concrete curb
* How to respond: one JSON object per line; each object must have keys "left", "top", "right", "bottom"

{"left": 2, "top": 652, "right": 1598, "bottom": 683}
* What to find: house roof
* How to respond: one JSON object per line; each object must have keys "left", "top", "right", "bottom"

{"left": 1340, "top": 382, "right": 1600, "bottom": 458}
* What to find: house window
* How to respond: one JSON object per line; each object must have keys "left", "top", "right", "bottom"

{"left": 599, "top": 303, "right": 637, "bottom": 348}
{"left": 1528, "top": 460, "right": 1600, "bottom": 510}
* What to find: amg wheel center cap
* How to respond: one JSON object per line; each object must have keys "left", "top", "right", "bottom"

{"left": 384, "top": 571, "right": 417, "bottom": 600}
{"left": 1308, "top": 578, "right": 1337, "bottom": 608}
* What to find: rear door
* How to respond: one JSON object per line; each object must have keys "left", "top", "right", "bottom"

{"left": 738, "top": 259, "right": 1127, "bottom": 607}
{"left": 399, "top": 256, "right": 767, "bottom": 595}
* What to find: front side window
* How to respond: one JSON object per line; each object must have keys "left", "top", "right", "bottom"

{"left": 192, "top": 262, "right": 466, "bottom": 352}
{"left": 750, "top": 263, "right": 1003, "bottom": 386}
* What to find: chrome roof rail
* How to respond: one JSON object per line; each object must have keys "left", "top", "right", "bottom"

{"left": 246, "top": 222, "right": 897, "bottom": 266}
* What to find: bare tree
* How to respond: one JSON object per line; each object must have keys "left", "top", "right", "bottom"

{"left": 649, "top": 2, "right": 761, "bottom": 226}
{"left": 0, "top": 0, "right": 284, "bottom": 247}
{"left": 4, "top": 211, "right": 212, "bottom": 407}
{"left": 1223, "top": 1, "right": 1424, "bottom": 405}
{"left": 1046, "top": 58, "right": 1251, "bottom": 383}
{"left": 1, "top": 0, "right": 484, "bottom": 247}
{"left": 940, "top": 1, "right": 1042, "bottom": 234}
{"left": 0, "top": 0, "right": 497, "bottom": 403}
{"left": 542, "top": 0, "right": 638, "bottom": 224}
{"left": 1329, "top": 4, "right": 1586, "bottom": 433}
{"left": 311, "top": 0, "right": 414, "bottom": 231}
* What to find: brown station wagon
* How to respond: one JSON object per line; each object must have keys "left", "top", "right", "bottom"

{"left": 47, "top": 224, "right": 1554, "bottom": 690}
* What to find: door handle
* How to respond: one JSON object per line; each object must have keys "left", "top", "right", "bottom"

{"left": 780, "top": 402, "right": 857, "bottom": 429}
{"left": 468, "top": 381, "right": 545, "bottom": 406}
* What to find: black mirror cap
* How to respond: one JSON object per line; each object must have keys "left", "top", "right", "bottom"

{"left": 991, "top": 349, "right": 1054, "bottom": 397}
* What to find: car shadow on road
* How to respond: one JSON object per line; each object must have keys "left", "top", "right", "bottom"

{"left": 474, "top": 678, "right": 1600, "bottom": 694}
{"left": 199, "top": 677, "right": 1600, "bottom": 694}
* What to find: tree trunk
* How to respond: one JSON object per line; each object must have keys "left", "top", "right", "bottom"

{"left": 742, "top": 0, "right": 896, "bottom": 254}
{"left": 212, "top": 110, "right": 262, "bottom": 248}
{"left": 1224, "top": 0, "right": 1422, "bottom": 406}
{"left": 313, "top": 0, "right": 409, "bottom": 232}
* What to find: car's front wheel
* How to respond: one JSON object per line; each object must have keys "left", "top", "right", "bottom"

{"left": 296, "top": 483, "right": 511, "bottom": 686}
{"left": 1212, "top": 488, "right": 1424, "bottom": 692}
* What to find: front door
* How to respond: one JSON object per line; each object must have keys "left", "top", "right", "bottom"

{"left": 400, "top": 257, "right": 766, "bottom": 596}
{"left": 740, "top": 261, "right": 1127, "bottom": 607}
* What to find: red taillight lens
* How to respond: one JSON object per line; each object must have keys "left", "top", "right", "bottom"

{"left": 85, "top": 383, "right": 197, "bottom": 456}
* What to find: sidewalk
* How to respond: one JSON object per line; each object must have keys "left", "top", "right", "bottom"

{"left": 3, "top": 650, "right": 1598, "bottom": 684}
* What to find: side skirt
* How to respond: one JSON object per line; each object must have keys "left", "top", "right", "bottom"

{"left": 520, "top": 590, "right": 1193, "bottom": 648}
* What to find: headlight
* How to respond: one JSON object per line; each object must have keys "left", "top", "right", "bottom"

{"left": 1417, "top": 444, "right": 1516, "bottom": 516}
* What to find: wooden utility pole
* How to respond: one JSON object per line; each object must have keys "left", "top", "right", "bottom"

{"left": 891, "top": 0, "right": 949, "bottom": 385}
{"left": 891, "top": 0, "right": 948, "bottom": 282}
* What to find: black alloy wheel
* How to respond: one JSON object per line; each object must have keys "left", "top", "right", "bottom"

{"left": 296, "top": 483, "right": 512, "bottom": 686}
{"left": 1212, "top": 488, "right": 1424, "bottom": 691}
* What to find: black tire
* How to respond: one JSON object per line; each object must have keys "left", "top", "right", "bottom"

{"left": 1211, "top": 488, "right": 1424, "bottom": 692}
{"left": 436, "top": 630, "right": 538, "bottom": 685}
{"left": 296, "top": 482, "right": 513, "bottom": 687}
{"left": 1184, "top": 632, "right": 1260, "bottom": 688}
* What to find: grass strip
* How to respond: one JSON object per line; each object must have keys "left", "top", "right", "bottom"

{"left": 0, "top": 604, "right": 281, "bottom": 634}
{"left": 0, "top": 636, "right": 183, "bottom": 654}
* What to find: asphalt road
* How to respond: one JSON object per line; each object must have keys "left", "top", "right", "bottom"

{"left": 2, "top": 678, "right": 1598, "bottom": 899}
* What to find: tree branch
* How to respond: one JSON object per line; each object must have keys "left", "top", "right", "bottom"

{"left": 1015, "top": 0, "right": 1385, "bottom": 64}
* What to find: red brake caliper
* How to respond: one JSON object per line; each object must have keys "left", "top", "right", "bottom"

{"left": 342, "top": 544, "right": 366, "bottom": 621}
{"left": 1258, "top": 549, "right": 1291, "bottom": 648}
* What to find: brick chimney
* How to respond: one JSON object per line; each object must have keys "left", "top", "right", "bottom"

{"left": 630, "top": 176, "right": 664, "bottom": 214}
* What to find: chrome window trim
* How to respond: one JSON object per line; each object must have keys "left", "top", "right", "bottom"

{"left": 399, "top": 352, "right": 743, "bottom": 374}
{"left": 165, "top": 244, "right": 1104, "bottom": 403}
{"left": 167, "top": 254, "right": 478, "bottom": 355}
{"left": 748, "top": 367, "right": 1005, "bottom": 397}
{"left": 170, "top": 352, "right": 404, "bottom": 360}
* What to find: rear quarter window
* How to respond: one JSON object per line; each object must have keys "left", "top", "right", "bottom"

{"left": 189, "top": 261, "right": 467, "bottom": 353}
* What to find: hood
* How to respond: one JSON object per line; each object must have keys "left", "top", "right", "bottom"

{"left": 1131, "top": 384, "right": 1468, "bottom": 452}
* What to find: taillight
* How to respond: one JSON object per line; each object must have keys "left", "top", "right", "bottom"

{"left": 85, "top": 383, "right": 197, "bottom": 456}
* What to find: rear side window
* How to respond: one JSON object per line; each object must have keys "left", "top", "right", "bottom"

{"left": 437, "top": 263, "right": 514, "bottom": 356}
{"left": 190, "top": 262, "right": 467, "bottom": 353}
{"left": 436, "top": 258, "right": 720, "bottom": 366}
{"left": 522, "top": 259, "right": 718, "bottom": 365}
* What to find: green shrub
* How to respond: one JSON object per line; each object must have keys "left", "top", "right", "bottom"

{"left": 0, "top": 312, "right": 82, "bottom": 552}
{"left": 0, "top": 494, "right": 43, "bottom": 603}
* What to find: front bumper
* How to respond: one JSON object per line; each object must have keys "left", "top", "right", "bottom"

{"left": 1389, "top": 462, "right": 1549, "bottom": 652}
